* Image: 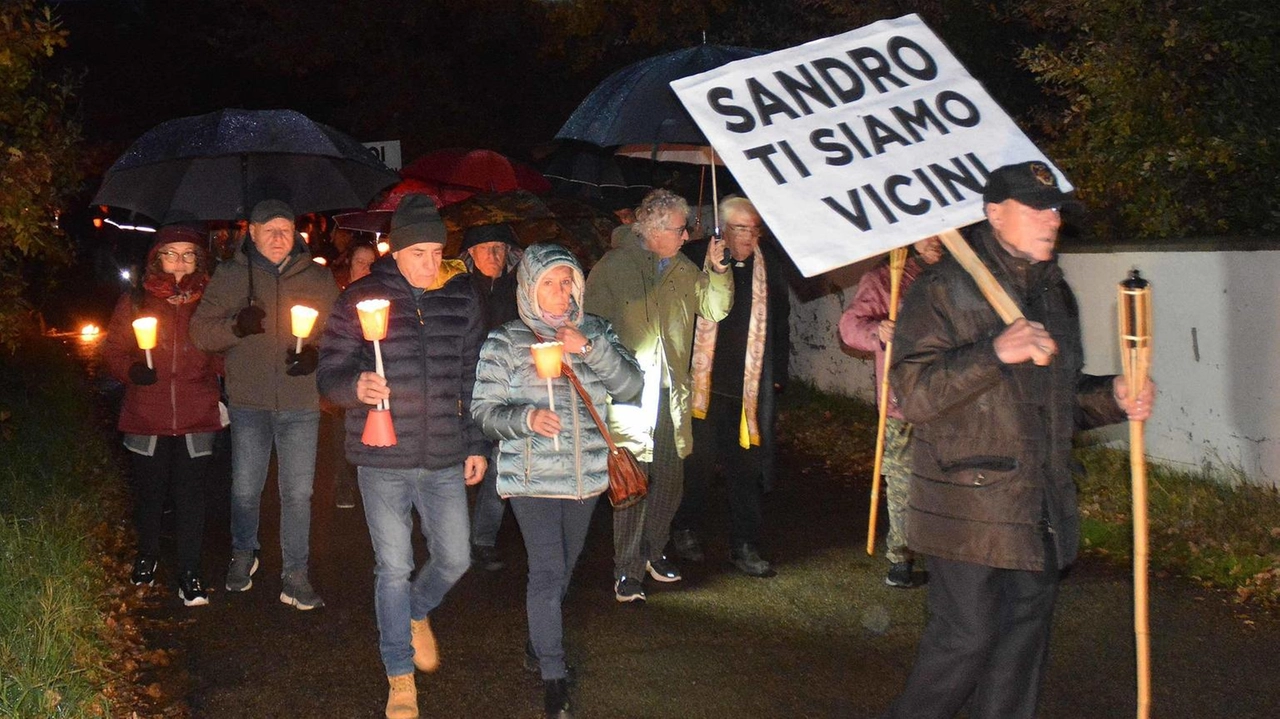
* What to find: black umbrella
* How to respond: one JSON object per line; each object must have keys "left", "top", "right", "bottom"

{"left": 93, "top": 109, "right": 399, "bottom": 224}
{"left": 555, "top": 45, "right": 762, "bottom": 149}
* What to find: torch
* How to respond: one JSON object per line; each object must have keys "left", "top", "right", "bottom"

{"left": 290, "top": 305, "right": 319, "bottom": 354}
{"left": 356, "top": 299, "right": 396, "bottom": 447}
{"left": 132, "top": 317, "right": 158, "bottom": 369}
{"left": 1119, "top": 269, "right": 1153, "bottom": 719}
{"left": 867, "top": 246, "right": 908, "bottom": 556}
{"left": 530, "top": 341, "right": 565, "bottom": 451}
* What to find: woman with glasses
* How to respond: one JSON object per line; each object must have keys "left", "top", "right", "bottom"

{"left": 103, "top": 223, "right": 223, "bottom": 606}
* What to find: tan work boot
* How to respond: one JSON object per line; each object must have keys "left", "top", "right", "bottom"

{"left": 410, "top": 617, "right": 439, "bottom": 673}
{"left": 386, "top": 673, "right": 418, "bottom": 719}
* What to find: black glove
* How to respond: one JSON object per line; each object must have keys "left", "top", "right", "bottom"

{"left": 232, "top": 305, "right": 266, "bottom": 337}
{"left": 285, "top": 345, "right": 319, "bottom": 376}
{"left": 128, "top": 362, "right": 157, "bottom": 386}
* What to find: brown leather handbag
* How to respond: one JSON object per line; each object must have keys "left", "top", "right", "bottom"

{"left": 561, "top": 360, "right": 648, "bottom": 509}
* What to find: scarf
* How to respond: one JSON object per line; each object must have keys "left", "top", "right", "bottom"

{"left": 690, "top": 245, "right": 768, "bottom": 448}
{"left": 143, "top": 271, "right": 208, "bottom": 306}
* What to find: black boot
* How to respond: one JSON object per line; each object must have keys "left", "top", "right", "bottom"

{"left": 543, "top": 678, "right": 572, "bottom": 719}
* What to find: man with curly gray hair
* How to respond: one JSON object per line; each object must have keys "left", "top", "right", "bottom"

{"left": 585, "top": 189, "right": 733, "bottom": 603}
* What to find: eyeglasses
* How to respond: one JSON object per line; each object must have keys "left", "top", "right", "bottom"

{"left": 726, "top": 224, "right": 763, "bottom": 235}
{"left": 158, "top": 250, "right": 197, "bottom": 262}
{"left": 663, "top": 225, "right": 690, "bottom": 235}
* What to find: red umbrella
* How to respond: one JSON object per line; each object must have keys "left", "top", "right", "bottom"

{"left": 369, "top": 178, "right": 443, "bottom": 211}
{"left": 402, "top": 149, "right": 551, "bottom": 205}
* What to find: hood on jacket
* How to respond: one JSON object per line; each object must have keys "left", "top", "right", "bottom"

{"left": 516, "top": 244, "right": 584, "bottom": 338}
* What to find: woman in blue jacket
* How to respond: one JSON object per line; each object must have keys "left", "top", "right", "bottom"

{"left": 472, "top": 244, "right": 642, "bottom": 719}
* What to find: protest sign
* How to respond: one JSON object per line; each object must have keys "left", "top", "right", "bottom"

{"left": 671, "top": 14, "right": 1070, "bottom": 277}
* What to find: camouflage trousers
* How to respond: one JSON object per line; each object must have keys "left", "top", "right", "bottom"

{"left": 882, "top": 418, "right": 914, "bottom": 565}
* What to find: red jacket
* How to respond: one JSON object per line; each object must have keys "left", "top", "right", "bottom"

{"left": 103, "top": 289, "right": 223, "bottom": 436}
{"left": 839, "top": 257, "right": 924, "bottom": 421}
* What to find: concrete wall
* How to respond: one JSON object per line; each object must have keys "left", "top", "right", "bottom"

{"left": 786, "top": 243, "right": 1280, "bottom": 487}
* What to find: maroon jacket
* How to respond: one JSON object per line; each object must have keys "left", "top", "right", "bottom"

{"left": 839, "top": 257, "right": 924, "bottom": 421}
{"left": 103, "top": 282, "right": 223, "bottom": 437}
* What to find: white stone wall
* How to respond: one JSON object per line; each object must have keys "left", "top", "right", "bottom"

{"left": 786, "top": 245, "right": 1280, "bottom": 487}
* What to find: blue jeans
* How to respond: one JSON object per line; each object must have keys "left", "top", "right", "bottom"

{"left": 228, "top": 407, "right": 320, "bottom": 576}
{"left": 359, "top": 465, "right": 472, "bottom": 677}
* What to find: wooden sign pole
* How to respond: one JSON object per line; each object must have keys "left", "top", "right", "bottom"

{"left": 866, "top": 246, "right": 908, "bottom": 555}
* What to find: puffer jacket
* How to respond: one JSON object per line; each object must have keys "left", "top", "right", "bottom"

{"left": 190, "top": 238, "right": 338, "bottom": 411}
{"left": 890, "top": 224, "right": 1125, "bottom": 571}
{"left": 839, "top": 256, "right": 926, "bottom": 421}
{"left": 103, "top": 280, "right": 222, "bottom": 436}
{"left": 318, "top": 256, "right": 489, "bottom": 469}
{"left": 472, "top": 244, "right": 643, "bottom": 500}
{"left": 583, "top": 232, "right": 732, "bottom": 461}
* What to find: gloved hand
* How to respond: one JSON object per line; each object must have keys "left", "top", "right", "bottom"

{"left": 128, "top": 362, "right": 157, "bottom": 386}
{"left": 232, "top": 305, "right": 266, "bottom": 337}
{"left": 286, "top": 345, "right": 319, "bottom": 376}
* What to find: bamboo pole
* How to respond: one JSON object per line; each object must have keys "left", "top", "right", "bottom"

{"left": 867, "top": 246, "right": 908, "bottom": 555}
{"left": 1119, "top": 270, "right": 1153, "bottom": 719}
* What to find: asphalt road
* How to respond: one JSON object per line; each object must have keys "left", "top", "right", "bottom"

{"left": 130, "top": 417, "right": 1280, "bottom": 718}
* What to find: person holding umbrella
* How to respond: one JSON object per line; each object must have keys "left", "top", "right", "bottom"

{"left": 190, "top": 199, "right": 338, "bottom": 610}
{"left": 102, "top": 224, "right": 223, "bottom": 606}
{"left": 584, "top": 188, "right": 731, "bottom": 603}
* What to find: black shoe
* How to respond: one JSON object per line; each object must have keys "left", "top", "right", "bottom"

{"left": 670, "top": 528, "right": 705, "bottom": 562}
{"left": 645, "top": 555, "right": 682, "bottom": 583}
{"left": 885, "top": 561, "right": 914, "bottom": 588}
{"left": 472, "top": 544, "right": 505, "bottom": 572}
{"left": 334, "top": 480, "right": 357, "bottom": 509}
{"left": 544, "top": 678, "right": 572, "bottom": 719}
{"left": 525, "top": 640, "right": 576, "bottom": 684}
{"left": 131, "top": 554, "right": 158, "bottom": 586}
{"left": 614, "top": 576, "right": 646, "bottom": 603}
{"left": 178, "top": 571, "right": 210, "bottom": 607}
{"left": 730, "top": 544, "right": 777, "bottom": 578}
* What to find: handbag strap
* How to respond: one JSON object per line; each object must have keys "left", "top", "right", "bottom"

{"left": 534, "top": 331, "right": 620, "bottom": 453}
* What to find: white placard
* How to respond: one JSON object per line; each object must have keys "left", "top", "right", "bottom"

{"left": 672, "top": 14, "right": 1070, "bottom": 277}
{"left": 363, "top": 140, "right": 402, "bottom": 170}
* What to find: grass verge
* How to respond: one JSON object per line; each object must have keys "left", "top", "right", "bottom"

{"left": 779, "top": 381, "right": 1280, "bottom": 609}
{"left": 0, "top": 333, "right": 143, "bottom": 717}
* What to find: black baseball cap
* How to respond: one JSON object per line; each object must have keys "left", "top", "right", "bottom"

{"left": 983, "top": 161, "right": 1075, "bottom": 210}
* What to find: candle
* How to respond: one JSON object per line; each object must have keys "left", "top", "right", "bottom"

{"left": 132, "top": 316, "right": 157, "bottom": 369}
{"left": 356, "top": 299, "right": 390, "bottom": 341}
{"left": 530, "top": 341, "right": 565, "bottom": 450}
{"left": 290, "top": 305, "right": 319, "bottom": 353}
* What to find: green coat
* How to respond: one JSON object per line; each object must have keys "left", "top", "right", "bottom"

{"left": 584, "top": 235, "right": 732, "bottom": 461}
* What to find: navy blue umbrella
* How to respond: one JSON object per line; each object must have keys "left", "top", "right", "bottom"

{"left": 555, "top": 45, "right": 762, "bottom": 150}
{"left": 93, "top": 109, "right": 399, "bottom": 224}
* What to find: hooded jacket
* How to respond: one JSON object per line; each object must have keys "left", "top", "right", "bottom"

{"left": 583, "top": 231, "right": 733, "bottom": 461}
{"left": 190, "top": 236, "right": 338, "bottom": 411}
{"left": 318, "top": 256, "right": 489, "bottom": 469}
{"left": 103, "top": 242, "right": 222, "bottom": 436}
{"left": 472, "top": 244, "right": 643, "bottom": 500}
{"left": 889, "top": 224, "right": 1126, "bottom": 571}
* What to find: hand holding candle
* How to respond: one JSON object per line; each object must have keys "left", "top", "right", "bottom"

{"left": 132, "top": 316, "right": 158, "bottom": 369}
{"left": 356, "top": 299, "right": 396, "bottom": 447}
{"left": 290, "top": 304, "right": 319, "bottom": 353}
{"left": 531, "top": 341, "right": 565, "bottom": 451}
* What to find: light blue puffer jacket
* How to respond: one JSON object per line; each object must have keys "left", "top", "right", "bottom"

{"left": 472, "top": 244, "right": 643, "bottom": 500}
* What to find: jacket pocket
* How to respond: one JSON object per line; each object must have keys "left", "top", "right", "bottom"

{"left": 937, "top": 456, "right": 1019, "bottom": 487}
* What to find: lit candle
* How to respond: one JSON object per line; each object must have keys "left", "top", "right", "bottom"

{"left": 530, "top": 341, "right": 565, "bottom": 451}
{"left": 356, "top": 299, "right": 390, "bottom": 341}
{"left": 290, "top": 305, "right": 319, "bottom": 353}
{"left": 132, "top": 316, "right": 158, "bottom": 369}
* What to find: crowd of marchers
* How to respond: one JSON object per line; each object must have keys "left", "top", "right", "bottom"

{"left": 101, "top": 163, "right": 1153, "bottom": 719}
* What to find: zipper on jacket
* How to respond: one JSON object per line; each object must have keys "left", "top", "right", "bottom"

{"left": 571, "top": 379, "right": 583, "bottom": 499}
{"left": 523, "top": 438, "right": 532, "bottom": 487}
{"left": 170, "top": 302, "right": 179, "bottom": 432}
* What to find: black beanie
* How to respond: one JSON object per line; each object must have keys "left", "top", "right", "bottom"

{"left": 388, "top": 194, "right": 447, "bottom": 252}
{"left": 461, "top": 223, "right": 520, "bottom": 253}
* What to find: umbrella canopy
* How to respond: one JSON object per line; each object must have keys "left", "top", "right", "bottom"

{"left": 369, "top": 178, "right": 444, "bottom": 212}
{"left": 333, "top": 209, "right": 392, "bottom": 236}
{"left": 440, "top": 191, "right": 618, "bottom": 272}
{"left": 555, "top": 45, "right": 762, "bottom": 149}
{"left": 93, "top": 109, "right": 399, "bottom": 224}
{"left": 401, "top": 149, "right": 551, "bottom": 206}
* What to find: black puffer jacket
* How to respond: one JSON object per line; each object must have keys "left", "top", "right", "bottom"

{"left": 318, "top": 256, "right": 489, "bottom": 469}
{"left": 890, "top": 224, "right": 1125, "bottom": 571}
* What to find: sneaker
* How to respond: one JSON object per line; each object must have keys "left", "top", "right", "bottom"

{"left": 730, "top": 544, "right": 777, "bottom": 578}
{"left": 614, "top": 576, "right": 646, "bottom": 603}
{"left": 670, "top": 528, "right": 705, "bottom": 563}
{"left": 645, "top": 556, "right": 682, "bottom": 583}
{"left": 885, "top": 561, "right": 914, "bottom": 588}
{"left": 334, "top": 480, "right": 357, "bottom": 509}
{"left": 177, "top": 571, "right": 210, "bottom": 607}
{"left": 225, "top": 549, "right": 258, "bottom": 592}
{"left": 131, "top": 554, "right": 158, "bottom": 586}
{"left": 471, "top": 544, "right": 505, "bottom": 572}
{"left": 280, "top": 570, "right": 325, "bottom": 610}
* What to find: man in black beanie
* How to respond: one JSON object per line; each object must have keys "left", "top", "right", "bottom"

{"left": 318, "top": 193, "right": 489, "bottom": 718}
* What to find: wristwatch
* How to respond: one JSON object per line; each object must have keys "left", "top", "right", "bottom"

{"left": 580, "top": 342, "right": 594, "bottom": 357}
